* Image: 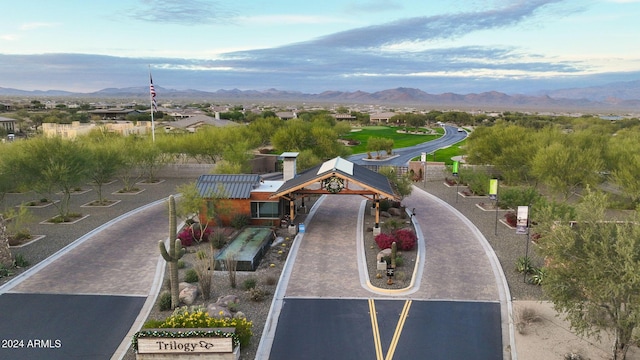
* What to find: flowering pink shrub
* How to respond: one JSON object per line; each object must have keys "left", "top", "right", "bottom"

{"left": 374, "top": 233, "right": 396, "bottom": 250}
{"left": 395, "top": 229, "right": 417, "bottom": 251}
{"left": 177, "top": 225, "right": 213, "bottom": 247}
{"left": 177, "top": 228, "right": 194, "bottom": 247}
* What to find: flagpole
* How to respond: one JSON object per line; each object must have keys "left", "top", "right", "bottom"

{"left": 148, "top": 65, "right": 156, "bottom": 142}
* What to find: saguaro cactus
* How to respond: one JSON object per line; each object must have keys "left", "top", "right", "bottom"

{"left": 159, "top": 195, "right": 185, "bottom": 309}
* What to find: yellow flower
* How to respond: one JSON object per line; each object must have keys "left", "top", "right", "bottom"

{"left": 278, "top": 250, "right": 283, "bottom": 254}
{"left": 270, "top": 263, "right": 275, "bottom": 267}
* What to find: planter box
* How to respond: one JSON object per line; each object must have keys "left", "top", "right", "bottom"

{"left": 135, "top": 328, "right": 239, "bottom": 360}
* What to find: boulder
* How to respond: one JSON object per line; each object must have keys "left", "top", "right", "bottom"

{"left": 380, "top": 211, "right": 391, "bottom": 218}
{"left": 377, "top": 248, "right": 392, "bottom": 262}
{"left": 216, "top": 294, "right": 239, "bottom": 308}
{"left": 207, "top": 303, "right": 232, "bottom": 319}
{"left": 179, "top": 283, "right": 198, "bottom": 305}
{"left": 388, "top": 207, "right": 403, "bottom": 217}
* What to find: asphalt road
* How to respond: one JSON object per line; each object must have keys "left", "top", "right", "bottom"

{"left": 269, "top": 298, "right": 502, "bottom": 360}
{"left": 0, "top": 293, "right": 144, "bottom": 360}
{"left": 347, "top": 125, "right": 467, "bottom": 166}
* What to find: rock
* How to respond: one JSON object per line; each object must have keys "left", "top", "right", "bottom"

{"left": 377, "top": 248, "right": 392, "bottom": 262}
{"left": 179, "top": 283, "right": 198, "bottom": 305}
{"left": 380, "top": 211, "right": 391, "bottom": 218}
{"left": 216, "top": 294, "right": 239, "bottom": 308}
{"left": 388, "top": 207, "right": 403, "bottom": 217}
{"left": 207, "top": 303, "right": 232, "bottom": 319}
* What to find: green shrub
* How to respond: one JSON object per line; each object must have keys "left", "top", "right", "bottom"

{"left": 382, "top": 218, "right": 403, "bottom": 233}
{"left": 184, "top": 268, "right": 198, "bottom": 283}
{"left": 498, "top": 187, "right": 541, "bottom": 210}
{"left": 243, "top": 278, "right": 257, "bottom": 290}
{"left": 515, "top": 256, "right": 533, "bottom": 274}
{"left": 459, "top": 167, "right": 491, "bottom": 196}
{"left": 143, "top": 319, "right": 165, "bottom": 328}
{"left": 395, "top": 255, "right": 404, "bottom": 267}
{"left": 0, "top": 265, "right": 13, "bottom": 278}
{"left": 14, "top": 254, "right": 29, "bottom": 268}
{"left": 528, "top": 267, "right": 546, "bottom": 286}
{"left": 177, "top": 260, "right": 186, "bottom": 269}
{"left": 158, "top": 291, "right": 172, "bottom": 311}
{"left": 230, "top": 213, "right": 250, "bottom": 229}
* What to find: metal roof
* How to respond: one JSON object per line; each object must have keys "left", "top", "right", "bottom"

{"left": 271, "top": 156, "right": 398, "bottom": 200}
{"left": 196, "top": 174, "right": 262, "bottom": 199}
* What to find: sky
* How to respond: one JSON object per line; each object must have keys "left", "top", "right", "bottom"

{"left": 1, "top": 0, "right": 640, "bottom": 94}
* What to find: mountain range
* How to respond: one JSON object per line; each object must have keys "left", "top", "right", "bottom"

{"left": 2, "top": 80, "right": 640, "bottom": 113}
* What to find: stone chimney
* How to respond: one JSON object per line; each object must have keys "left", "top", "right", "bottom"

{"left": 280, "top": 152, "right": 299, "bottom": 182}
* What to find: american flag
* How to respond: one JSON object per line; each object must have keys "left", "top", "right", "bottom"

{"left": 150, "top": 74, "right": 158, "bottom": 112}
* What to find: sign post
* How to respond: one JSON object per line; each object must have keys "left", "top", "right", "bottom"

{"left": 489, "top": 179, "right": 499, "bottom": 235}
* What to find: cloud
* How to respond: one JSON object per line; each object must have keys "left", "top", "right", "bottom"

{"left": 130, "top": 0, "right": 235, "bottom": 24}
{"left": 201, "top": 0, "right": 579, "bottom": 79}
{"left": 311, "top": 0, "right": 565, "bottom": 48}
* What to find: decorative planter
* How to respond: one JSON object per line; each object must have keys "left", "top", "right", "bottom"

{"left": 133, "top": 328, "right": 240, "bottom": 360}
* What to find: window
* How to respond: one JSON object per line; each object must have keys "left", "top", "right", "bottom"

{"left": 251, "top": 201, "right": 280, "bottom": 218}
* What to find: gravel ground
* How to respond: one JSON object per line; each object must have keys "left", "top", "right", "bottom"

{"left": 1, "top": 177, "right": 195, "bottom": 286}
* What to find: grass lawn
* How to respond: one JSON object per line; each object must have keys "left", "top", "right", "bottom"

{"left": 344, "top": 126, "right": 443, "bottom": 154}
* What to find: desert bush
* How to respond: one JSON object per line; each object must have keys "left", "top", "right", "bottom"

{"left": 264, "top": 276, "right": 278, "bottom": 286}
{"left": 459, "top": 167, "right": 491, "bottom": 196}
{"left": 394, "top": 229, "right": 417, "bottom": 251}
{"left": 230, "top": 213, "right": 250, "bottom": 229}
{"left": 184, "top": 268, "right": 198, "bottom": 283}
{"left": 243, "top": 278, "right": 257, "bottom": 290}
{"left": 225, "top": 253, "right": 238, "bottom": 288}
{"left": 210, "top": 228, "right": 227, "bottom": 249}
{"left": 194, "top": 250, "right": 213, "bottom": 300}
{"left": 498, "top": 187, "right": 541, "bottom": 210}
{"left": 248, "top": 287, "right": 266, "bottom": 302}
{"left": 158, "top": 291, "right": 172, "bottom": 311}
{"left": 14, "top": 254, "right": 29, "bottom": 268}
{"left": 374, "top": 233, "right": 396, "bottom": 250}
{"left": 177, "top": 260, "right": 186, "bottom": 269}
{"left": 514, "top": 306, "right": 540, "bottom": 334}
{"left": 394, "top": 255, "right": 404, "bottom": 267}
{"left": 382, "top": 218, "right": 403, "bottom": 233}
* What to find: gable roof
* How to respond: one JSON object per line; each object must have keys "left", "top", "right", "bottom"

{"left": 270, "top": 156, "right": 398, "bottom": 200}
{"left": 196, "top": 174, "right": 262, "bottom": 199}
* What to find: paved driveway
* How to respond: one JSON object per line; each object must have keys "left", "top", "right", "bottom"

{"left": 261, "top": 191, "right": 511, "bottom": 359}
{"left": 0, "top": 199, "right": 170, "bottom": 360}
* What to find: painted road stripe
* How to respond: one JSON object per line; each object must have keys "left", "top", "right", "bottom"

{"left": 386, "top": 300, "right": 412, "bottom": 360}
{"left": 369, "top": 299, "right": 412, "bottom": 360}
{"left": 369, "top": 299, "right": 384, "bottom": 360}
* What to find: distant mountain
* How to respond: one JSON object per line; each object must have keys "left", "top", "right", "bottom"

{"left": 2, "top": 81, "right": 640, "bottom": 112}
{"left": 541, "top": 80, "right": 640, "bottom": 101}
{"left": 0, "top": 87, "right": 73, "bottom": 96}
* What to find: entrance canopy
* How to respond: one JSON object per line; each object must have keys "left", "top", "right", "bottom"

{"left": 270, "top": 156, "right": 399, "bottom": 201}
